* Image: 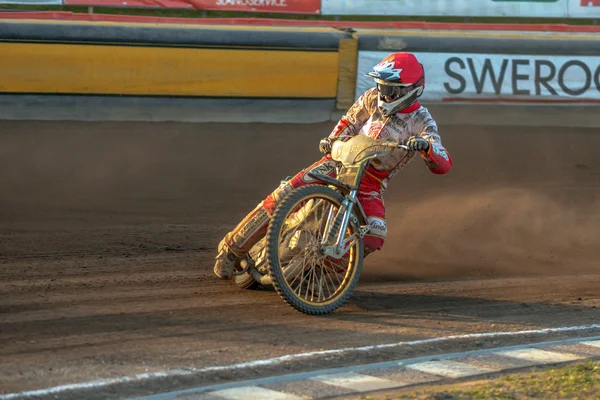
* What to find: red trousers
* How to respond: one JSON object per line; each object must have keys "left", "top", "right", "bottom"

{"left": 225, "top": 155, "right": 388, "bottom": 257}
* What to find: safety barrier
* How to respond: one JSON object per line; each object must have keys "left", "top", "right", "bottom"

{"left": 0, "top": 19, "right": 349, "bottom": 102}
{"left": 1, "top": 14, "right": 600, "bottom": 110}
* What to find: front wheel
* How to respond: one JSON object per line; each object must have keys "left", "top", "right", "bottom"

{"left": 266, "top": 185, "right": 364, "bottom": 315}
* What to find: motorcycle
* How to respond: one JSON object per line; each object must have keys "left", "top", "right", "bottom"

{"left": 231, "top": 135, "right": 411, "bottom": 315}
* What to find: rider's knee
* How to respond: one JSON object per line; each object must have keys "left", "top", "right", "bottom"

{"left": 264, "top": 181, "right": 293, "bottom": 215}
{"left": 263, "top": 195, "right": 276, "bottom": 215}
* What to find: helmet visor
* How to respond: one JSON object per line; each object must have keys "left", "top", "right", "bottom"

{"left": 377, "top": 83, "right": 412, "bottom": 102}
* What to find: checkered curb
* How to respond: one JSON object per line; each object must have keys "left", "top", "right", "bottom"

{"left": 139, "top": 336, "right": 600, "bottom": 400}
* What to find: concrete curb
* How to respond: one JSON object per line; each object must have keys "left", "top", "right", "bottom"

{"left": 136, "top": 335, "right": 600, "bottom": 400}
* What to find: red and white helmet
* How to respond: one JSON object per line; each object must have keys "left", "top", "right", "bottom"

{"left": 366, "top": 52, "right": 425, "bottom": 117}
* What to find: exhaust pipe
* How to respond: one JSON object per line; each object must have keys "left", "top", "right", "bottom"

{"left": 248, "top": 266, "right": 272, "bottom": 286}
{"left": 245, "top": 256, "right": 304, "bottom": 287}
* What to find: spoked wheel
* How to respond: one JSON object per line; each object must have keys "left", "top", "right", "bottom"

{"left": 266, "top": 184, "right": 364, "bottom": 315}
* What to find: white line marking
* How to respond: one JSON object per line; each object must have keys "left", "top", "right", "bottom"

{"left": 210, "top": 386, "right": 304, "bottom": 400}
{"left": 310, "top": 372, "right": 402, "bottom": 392}
{"left": 495, "top": 348, "right": 582, "bottom": 364}
{"left": 405, "top": 360, "right": 495, "bottom": 378}
{"left": 2, "top": 323, "right": 599, "bottom": 400}
{"left": 582, "top": 340, "right": 600, "bottom": 348}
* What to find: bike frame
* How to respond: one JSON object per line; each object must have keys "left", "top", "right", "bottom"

{"left": 307, "top": 136, "right": 407, "bottom": 259}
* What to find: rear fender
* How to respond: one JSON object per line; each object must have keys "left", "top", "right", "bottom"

{"left": 307, "top": 172, "right": 352, "bottom": 194}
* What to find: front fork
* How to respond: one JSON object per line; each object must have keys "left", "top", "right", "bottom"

{"left": 321, "top": 190, "right": 369, "bottom": 259}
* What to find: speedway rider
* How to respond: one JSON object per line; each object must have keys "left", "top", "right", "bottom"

{"left": 214, "top": 52, "right": 453, "bottom": 280}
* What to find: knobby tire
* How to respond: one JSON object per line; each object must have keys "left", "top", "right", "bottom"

{"left": 266, "top": 184, "right": 364, "bottom": 315}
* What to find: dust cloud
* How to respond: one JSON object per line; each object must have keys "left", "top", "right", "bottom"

{"left": 364, "top": 187, "right": 600, "bottom": 282}
{"left": 363, "top": 123, "right": 600, "bottom": 281}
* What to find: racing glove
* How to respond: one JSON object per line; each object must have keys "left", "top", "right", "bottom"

{"left": 403, "top": 136, "right": 430, "bottom": 152}
{"left": 319, "top": 137, "right": 336, "bottom": 155}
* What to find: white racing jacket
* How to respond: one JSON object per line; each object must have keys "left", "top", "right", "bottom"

{"left": 328, "top": 88, "right": 452, "bottom": 188}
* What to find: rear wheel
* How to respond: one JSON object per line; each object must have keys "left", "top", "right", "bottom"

{"left": 266, "top": 185, "right": 363, "bottom": 315}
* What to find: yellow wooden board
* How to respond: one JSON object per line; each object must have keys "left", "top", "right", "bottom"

{"left": 0, "top": 43, "right": 339, "bottom": 98}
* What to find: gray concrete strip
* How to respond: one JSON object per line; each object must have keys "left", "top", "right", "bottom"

{"left": 0, "top": 20, "right": 349, "bottom": 50}
{"left": 1, "top": 94, "right": 600, "bottom": 128}
{"left": 134, "top": 335, "right": 600, "bottom": 400}
{"left": 0, "top": 95, "right": 339, "bottom": 124}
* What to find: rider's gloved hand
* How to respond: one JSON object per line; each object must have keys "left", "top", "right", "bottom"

{"left": 403, "top": 136, "right": 430, "bottom": 152}
{"left": 319, "top": 137, "right": 336, "bottom": 155}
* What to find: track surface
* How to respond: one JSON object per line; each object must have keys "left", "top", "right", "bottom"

{"left": 1, "top": 118, "right": 599, "bottom": 398}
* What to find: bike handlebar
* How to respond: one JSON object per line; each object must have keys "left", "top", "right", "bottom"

{"left": 383, "top": 142, "right": 410, "bottom": 151}
{"left": 334, "top": 135, "right": 411, "bottom": 152}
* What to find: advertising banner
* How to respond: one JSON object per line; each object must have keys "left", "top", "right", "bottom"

{"left": 322, "top": 0, "right": 568, "bottom": 17}
{"left": 357, "top": 51, "right": 600, "bottom": 102}
{"left": 0, "top": 0, "right": 62, "bottom": 4}
{"left": 62, "top": 0, "right": 321, "bottom": 14}
{"left": 568, "top": 0, "right": 600, "bottom": 17}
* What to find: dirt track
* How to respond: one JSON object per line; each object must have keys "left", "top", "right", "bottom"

{"left": 1, "top": 118, "right": 599, "bottom": 399}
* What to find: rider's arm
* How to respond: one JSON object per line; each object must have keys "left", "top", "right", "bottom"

{"left": 420, "top": 130, "right": 452, "bottom": 175}
{"left": 328, "top": 88, "right": 376, "bottom": 140}
{"left": 413, "top": 111, "right": 452, "bottom": 175}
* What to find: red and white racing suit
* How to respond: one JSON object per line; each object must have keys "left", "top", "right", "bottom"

{"left": 223, "top": 88, "right": 452, "bottom": 257}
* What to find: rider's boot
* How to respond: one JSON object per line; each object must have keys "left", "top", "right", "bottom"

{"left": 213, "top": 239, "right": 240, "bottom": 280}
{"left": 213, "top": 201, "right": 271, "bottom": 280}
